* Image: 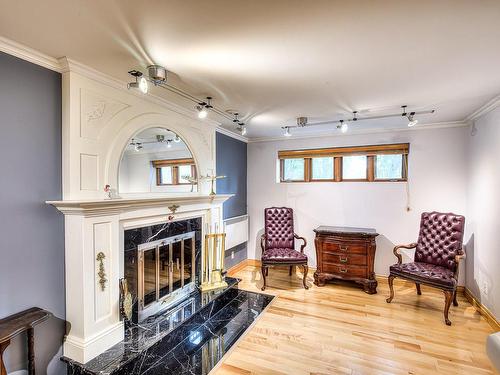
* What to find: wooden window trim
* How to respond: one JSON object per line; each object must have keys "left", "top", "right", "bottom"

{"left": 155, "top": 160, "right": 197, "bottom": 186}
{"left": 279, "top": 143, "right": 409, "bottom": 183}
{"left": 278, "top": 143, "right": 409, "bottom": 159}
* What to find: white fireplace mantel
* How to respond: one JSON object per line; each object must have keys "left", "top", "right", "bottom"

{"left": 47, "top": 194, "right": 234, "bottom": 215}
{"left": 48, "top": 194, "right": 233, "bottom": 363}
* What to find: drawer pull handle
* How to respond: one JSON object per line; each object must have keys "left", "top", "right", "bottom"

{"left": 340, "top": 246, "right": 348, "bottom": 251}
{"left": 340, "top": 257, "right": 348, "bottom": 263}
{"left": 340, "top": 268, "right": 348, "bottom": 273}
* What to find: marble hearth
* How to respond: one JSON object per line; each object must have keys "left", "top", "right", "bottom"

{"left": 63, "top": 278, "right": 274, "bottom": 375}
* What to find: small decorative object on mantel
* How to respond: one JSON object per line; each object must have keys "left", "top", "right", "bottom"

{"left": 200, "top": 171, "right": 226, "bottom": 196}
{"left": 96, "top": 252, "right": 107, "bottom": 291}
{"left": 168, "top": 204, "right": 180, "bottom": 214}
{"left": 200, "top": 223, "right": 228, "bottom": 291}
{"left": 103, "top": 184, "right": 120, "bottom": 200}
{"left": 313, "top": 226, "right": 379, "bottom": 294}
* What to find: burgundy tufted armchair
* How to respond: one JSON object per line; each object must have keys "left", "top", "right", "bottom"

{"left": 386, "top": 212, "right": 466, "bottom": 325}
{"left": 260, "top": 207, "right": 309, "bottom": 290}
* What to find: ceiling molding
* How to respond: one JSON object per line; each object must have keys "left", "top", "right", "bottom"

{"left": 215, "top": 127, "right": 248, "bottom": 143}
{"left": 0, "top": 36, "right": 62, "bottom": 72}
{"left": 464, "top": 94, "right": 500, "bottom": 123}
{"left": 247, "top": 121, "right": 469, "bottom": 143}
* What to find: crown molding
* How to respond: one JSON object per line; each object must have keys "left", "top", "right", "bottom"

{"left": 215, "top": 127, "right": 248, "bottom": 143}
{"left": 464, "top": 94, "right": 500, "bottom": 123}
{"left": 0, "top": 36, "right": 62, "bottom": 72}
{"left": 247, "top": 121, "right": 469, "bottom": 143}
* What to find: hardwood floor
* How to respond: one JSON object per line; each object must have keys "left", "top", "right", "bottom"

{"left": 214, "top": 265, "right": 498, "bottom": 375}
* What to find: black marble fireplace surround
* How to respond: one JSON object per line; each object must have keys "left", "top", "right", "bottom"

{"left": 124, "top": 217, "right": 203, "bottom": 323}
{"left": 63, "top": 218, "right": 274, "bottom": 374}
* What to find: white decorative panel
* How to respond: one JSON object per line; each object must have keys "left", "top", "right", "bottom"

{"left": 80, "top": 153, "right": 99, "bottom": 191}
{"left": 80, "top": 89, "right": 129, "bottom": 140}
{"left": 94, "top": 222, "right": 111, "bottom": 321}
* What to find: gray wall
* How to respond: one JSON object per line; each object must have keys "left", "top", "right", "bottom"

{"left": 215, "top": 132, "right": 247, "bottom": 269}
{"left": 0, "top": 52, "right": 65, "bottom": 374}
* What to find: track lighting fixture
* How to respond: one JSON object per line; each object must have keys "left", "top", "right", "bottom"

{"left": 134, "top": 143, "right": 143, "bottom": 152}
{"left": 174, "top": 135, "right": 181, "bottom": 143}
{"left": 339, "top": 120, "right": 348, "bottom": 133}
{"left": 127, "top": 70, "right": 148, "bottom": 94}
{"left": 401, "top": 105, "right": 419, "bottom": 127}
{"left": 196, "top": 97, "right": 213, "bottom": 119}
{"left": 283, "top": 127, "right": 292, "bottom": 137}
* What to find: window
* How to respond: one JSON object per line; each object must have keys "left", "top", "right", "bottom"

{"left": 342, "top": 155, "right": 367, "bottom": 180}
{"left": 375, "top": 154, "right": 404, "bottom": 180}
{"left": 311, "top": 157, "right": 334, "bottom": 180}
{"left": 281, "top": 158, "right": 305, "bottom": 181}
{"left": 153, "top": 158, "right": 197, "bottom": 186}
{"left": 278, "top": 143, "right": 408, "bottom": 183}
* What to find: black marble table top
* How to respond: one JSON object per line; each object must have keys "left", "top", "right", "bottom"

{"left": 64, "top": 278, "right": 274, "bottom": 375}
{"left": 314, "top": 225, "right": 379, "bottom": 237}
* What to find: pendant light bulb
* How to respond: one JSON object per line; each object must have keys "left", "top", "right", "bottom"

{"left": 174, "top": 135, "right": 181, "bottom": 143}
{"left": 283, "top": 127, "right": 292, "bottom": 137}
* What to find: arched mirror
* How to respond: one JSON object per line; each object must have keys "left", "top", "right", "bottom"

{"left": 119, "top": 127, "right": 197, "bottom": 194}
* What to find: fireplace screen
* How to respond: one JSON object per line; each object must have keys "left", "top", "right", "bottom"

{"left": 138, "top": 231, "right": 196, "bottom": 317}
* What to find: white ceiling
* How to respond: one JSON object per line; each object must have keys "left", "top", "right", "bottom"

{"left": 1, "top": 0, "right": 500, "bottom": 139}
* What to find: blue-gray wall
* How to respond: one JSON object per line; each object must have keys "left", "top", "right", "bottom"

{"left": 216, "top": 132, "right": 247, "bottom": 219}
{"left": 216, "top": 132, "right": 247, "bottom": 268}
{"left": 0, "top": 52, "right": 65, "bottom": 374}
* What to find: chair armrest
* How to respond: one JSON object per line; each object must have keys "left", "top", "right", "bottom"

{"left": 260, "top": 233, "right": 267, "bottom": 253}
{"left": 294, "top": 233, "right": 307, "bottom": 253}
{"left": 393, "top": 243, "right": 418, "bottom": 264}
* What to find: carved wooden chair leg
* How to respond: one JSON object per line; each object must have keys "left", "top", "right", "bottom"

{"left": 453, "top": 289, "right": 459, "bottom": 307}
{"left": 302, "top": 265, "right": 309, "bottom": 289}
{"left": 386, "top": 275, "right": 395, "bottom": 303}
{"left": 443, "top": 290, "right": 454, "bottom": 325}
{"left": 261, "top": 266, "right": 267, "bottom": 291}
{"left": 0, "top": 340, "right": 10, "bottom": 375}
{"left": 415, "top": 283, "right": 422, "bottom": 295}
{"left": 289, "top": 266, "right": 293, "bottom": 276}
{"left": 265, "top": 267, "right": 269, "bottom": 276}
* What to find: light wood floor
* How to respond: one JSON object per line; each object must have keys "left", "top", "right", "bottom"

{"left": 214, "top": 265, "right": 498, "bottom": 375}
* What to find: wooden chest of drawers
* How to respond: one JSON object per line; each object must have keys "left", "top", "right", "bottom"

{"left": 313, "top": 226, "right": 379, "bottom": 294}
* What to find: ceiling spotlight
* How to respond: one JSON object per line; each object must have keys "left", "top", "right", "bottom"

{"left": 196, "top": 105, "right": 208, "bottom": 119}
{"left": 407, "top": 112, "right": 418, "bottom": 127}
{"left": 166, "top": 140, "right": 172, "bottom": 148}
{"left": 237, "top": 122, "right": 247, "bottom": 136}
{"left": 297, "top": 117, "right": 308, "bottom": 127}
{"left": 283, "top": 127, "right": 292, "bottom": 137}
{"left": 174, "top": 135, "right": 181, "bottom": 143}
{"left": 156, "top": 135, "right": 165, "bottom": 142}
{"left": 127, "top": 70, "right": 148, "bottom": 94}
{"left": 134, "top": 143, "right": 143, "bottom": 152}
{"left": 339, "top": 120, "right": 348, "bottom": 133}
{"left": 401, "top": 105, "right": 419, "bottom": 127}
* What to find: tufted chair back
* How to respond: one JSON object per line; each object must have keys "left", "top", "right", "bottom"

{"left": 264, "top": 207, "right": 295, "bottom": 250}
{"left": 415, "top": 212, "right": 465, "bottom": 271}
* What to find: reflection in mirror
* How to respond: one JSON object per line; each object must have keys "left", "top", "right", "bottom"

{"left": 119, "top": 127, "right": 197, "bottom": 194}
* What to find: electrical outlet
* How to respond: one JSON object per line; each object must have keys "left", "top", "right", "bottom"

{"left": 231, "top": 251, "right": 235, "bottom": 260}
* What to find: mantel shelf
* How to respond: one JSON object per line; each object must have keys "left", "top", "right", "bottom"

{"left": 46, "top": 194, "right": 234, "bottom": 215}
